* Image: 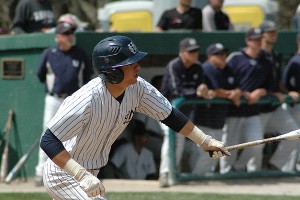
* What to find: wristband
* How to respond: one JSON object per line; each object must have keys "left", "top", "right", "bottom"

{"left": 63, "top": 158, "right": 86, "bottom": 180}
{"left": 186, "top": 126, "right": 207, "bottom": 145}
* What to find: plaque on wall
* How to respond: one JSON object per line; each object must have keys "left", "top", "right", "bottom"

{"left": 1, "top": 58, "right": 24, "bottom": 79}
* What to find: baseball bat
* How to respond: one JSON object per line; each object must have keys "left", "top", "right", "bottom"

{"left": 0, "top": 109, "right": 14, "bottom": 182}
{"left": 5, "top": 138, "right": 40, "bottom": 183}
{"left": 226, "top": 129, "right": 300, "bottom": 151}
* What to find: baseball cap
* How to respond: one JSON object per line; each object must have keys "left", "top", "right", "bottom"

{"left": 259, "top": 20, "right": 277, "bottom": 32}
{"left": 179, "top": 37, "right": 200, "bottom": 52}
{"left": 55, "top": 22, "right": 76, "bottom": 35}
{"left": 206, "top": 43, "right": 228, "bottom": 56}
{"left": 246, "top": 28, "right": 263, "bottom": 40}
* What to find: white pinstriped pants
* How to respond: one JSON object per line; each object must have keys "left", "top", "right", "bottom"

{"left": 35, "top": 94, "right": 64, "bottom": 177}
{"left": 43, "top": 159, "right": 107, "bottom": 200}
{"left": 220, "top": 115, "right": 264, "bottom": 173}
{"left": 260, "top": 104, "right": 300, "bottom": 172}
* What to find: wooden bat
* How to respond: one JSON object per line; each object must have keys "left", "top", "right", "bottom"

{"left": 5, "top": 138, "right": 40, "bottom": 183}
{"left": 0, "top": 110, "right": 14, "bottom": 182}
{"left": 226, "top": 129, "right": 300, "bottom": 151}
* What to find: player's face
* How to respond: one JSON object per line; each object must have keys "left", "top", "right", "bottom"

{"left": 263, "top": 31, "right": 278, "bottom": 45}
{"left": 181, "top": 50, "right": 199, "bottom": 68}
{"left": 55, "top": 34, "right": 74, "bottom": 51}
{"left": 210, "top": 52, "right": 227, "bottom": 69}
{"left": 120, "top": 62, "right": 140, "bottom": 85}
{"left": 246, "top": 38, "right": 262, "bottom": 51}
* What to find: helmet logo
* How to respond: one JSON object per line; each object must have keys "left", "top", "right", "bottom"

{"left": 104, "top": 57, "right": 109, "bottom": 63}
{"left": 128, "top": 42, "right": 138, "bottom": 54}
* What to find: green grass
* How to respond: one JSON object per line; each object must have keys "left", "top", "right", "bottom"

{"left": 0, "top": 192, "right": 299, "bottom": 200}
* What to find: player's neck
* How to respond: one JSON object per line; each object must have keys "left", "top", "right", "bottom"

{"left": 106, "top": 82, "right": 127, "bottom": 98}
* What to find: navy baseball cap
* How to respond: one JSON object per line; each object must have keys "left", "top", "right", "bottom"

{"left": 206, "top": 43, "right": 228, "bottom": 56}
{"left": 259, "top": 20, "right": 277, "bottom": 32}
{"left": 55, "top": 22, "right": 75, "bottom": 35}
{"left": 179, "top": 37, "right": 200, "bottom": 52}
{"left": 246, "top": 28, "right": 263, "bottom": 39}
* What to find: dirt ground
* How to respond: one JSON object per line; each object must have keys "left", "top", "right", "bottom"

{"left": 1, "top": 177, "right": 300, "bottom": 196}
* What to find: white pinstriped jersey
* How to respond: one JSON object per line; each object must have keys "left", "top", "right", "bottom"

{"left": 46, "top": 77, "right": 172, "bottom": 170}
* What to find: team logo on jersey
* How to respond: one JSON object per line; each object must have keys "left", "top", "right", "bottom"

{"left": 128, "top": 42, "right": 138, "bottom": 55}
{"left": 290, "top": 77, "right": 296, "bottom": 87}
{"left": 123, "top": 107, "right": 136, "bottom": 124}
{"left": 72, "top": 60, "right": 79, "bottom": 68}
{"left": 228, "top": 77, "right": 234, "bottom": 84}
{"left": 249, "top": 59, "right": 257, "bottom": 66}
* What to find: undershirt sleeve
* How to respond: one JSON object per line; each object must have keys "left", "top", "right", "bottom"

{"left": 40, "top": 129, "right": 66, "bottom": 159}
{"left": 161, "top": 107, "right": 189, "bottom": 132}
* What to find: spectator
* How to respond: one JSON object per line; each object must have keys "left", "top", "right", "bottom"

{"left": 259, "top": 20, "right": 300, "bottom": 172}
{"left": 282, "top": 32, "right": 300, "bottom": 171}
{"left": 202, "top": 0, "right": 233, "bottom": 32}
{"left": 110, "top": 120, "right": 157, "bottom": 180}
{"left": 193, "top": 43, "right": 241, "bottom": 175}
{"left": 159, "top": 37, "right": 211, "bottom": 187}
{"left": 220, "top": 28, "right": 273, "bottom": 173}
{"left": 58, "top": 13, "right": 89, "bottom": 32}
{"left": 155, "top": 0, "right": 202, "bottom": 32}
{"left": 35, "top": 22, "right": 93, "bottom": 186}
{"left": 11, "top": 0, "right": 56, "bottom": 35}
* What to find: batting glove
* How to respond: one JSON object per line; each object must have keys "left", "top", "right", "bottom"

{"left": 75, "top": 169, "right": 105, "bottom": 197}
{"left": 200, "top": 135, "right": 231, "bottom": 159}
{"left": 63, "top": 158, "right": 105, "bottom": 197}
{"left": 186, "top": 126, "right": 231, "bottom": 159}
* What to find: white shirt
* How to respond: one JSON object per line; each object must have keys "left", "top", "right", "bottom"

{"left": 46, "top": 77, "right": 172, "bottom": 169}
{"left": 111, "top": 143, "right": 156, "bottom": 179}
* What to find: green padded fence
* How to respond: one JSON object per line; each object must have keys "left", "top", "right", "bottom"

{"left": 169, "top": 96, "right": 300, "bottom": 185}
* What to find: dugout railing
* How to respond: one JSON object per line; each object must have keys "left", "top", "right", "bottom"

{"left": 168, "top": 95, "right": 300, "bottom": 185}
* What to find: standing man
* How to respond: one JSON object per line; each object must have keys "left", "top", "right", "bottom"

{"left": 202, "top": 0, "right": 233, "bottom": 32}
{"left": 155, "top": 0, "right": 202, "bottom": 32}
{"left": 259, "top": 20, "right": 300, "bottom": 172}
{"left": 220, "top": 28, "right": 273, "bottom": 173}
{"left": 35, "top": 22, "right": 93, "bottom": 186}
{"left": 193, "top": 43, "right": 241, "bottom": 175}
{"left": 40, "top": 35, "right": 230, "bottom": 199}
{"left": 158, "top": 37, "right": 212, "bottom": 187}
{"left": 11, "top": 0, "right": 56, "bottom": 34}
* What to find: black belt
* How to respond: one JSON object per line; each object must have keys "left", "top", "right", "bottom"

{"left": 49, "top": 93, "right": 68, "bottom": 98}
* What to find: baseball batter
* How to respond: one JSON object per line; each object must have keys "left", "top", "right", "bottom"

{"left": 39, "top": 35, "right": 230, "bottom": 200}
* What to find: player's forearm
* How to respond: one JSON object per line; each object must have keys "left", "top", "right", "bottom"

{"left": 179, "top": 121, "right": 206, "bottom": 145}
{"left": 52, "top": 150, "right": 72, "bottom": 169}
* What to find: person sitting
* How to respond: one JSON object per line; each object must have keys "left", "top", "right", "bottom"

{"left": 202, "top": 0, "right": 233, "bottom": 32}
{"left": 11, "top": 0, "right": 56, "bottom": 34}
{"left": 110, "top": 120, "right": 157, "bottom": 180}
{"left": 155, "top": 0, "right": 202, "bottom": 32}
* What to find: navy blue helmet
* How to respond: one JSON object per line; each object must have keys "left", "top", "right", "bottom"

{"left": 92, "top": 35, "right": 147, "bottom": 84}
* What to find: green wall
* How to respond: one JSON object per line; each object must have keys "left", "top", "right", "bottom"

{"left": 0, "top": 31, "right": 298, "bottom": 178}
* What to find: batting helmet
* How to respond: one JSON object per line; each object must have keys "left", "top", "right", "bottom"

{"left": 92, "top": 35, "right": 147, "bottom": 84}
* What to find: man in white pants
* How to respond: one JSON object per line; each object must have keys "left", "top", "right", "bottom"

{"left": 35, "top": 22, "right": 92, "bottom": 186}
{"left": 158, "top": 37, "right": 212, "bottom": 187}
{"left": 259, "top": 20, "right": 300, "bottom": 172}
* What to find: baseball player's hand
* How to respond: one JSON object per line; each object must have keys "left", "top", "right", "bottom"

{"left": 200, "top": 136, "right": 231, "bottom": 159}
{"left": 75, "top": 169, "right": 105, "bottom": 197}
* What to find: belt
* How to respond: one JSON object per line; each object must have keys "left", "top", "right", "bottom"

{"left": 49, "top": 93, "right": 68, "bottom": 98}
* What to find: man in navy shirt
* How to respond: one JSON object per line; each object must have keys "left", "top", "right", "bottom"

{"left": 35, "top": 22, "right": 93, "bottom": 186}
{"left": 282, "top": 32, "right": 300, "bottom": 171}
{"left": 155, "top": 0, "right": 202, "bottom": 32}
{"left": 220, "top": 28, "right": 273, "bottom": 173}
{"left": 259, "top": 21, "right": 299, "bottom": 172}
{"left": 193, "top": 43, "right": 241, "bottom": 175}
{"left": 159, "top": 37, "right": 211, "bottom": 187}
